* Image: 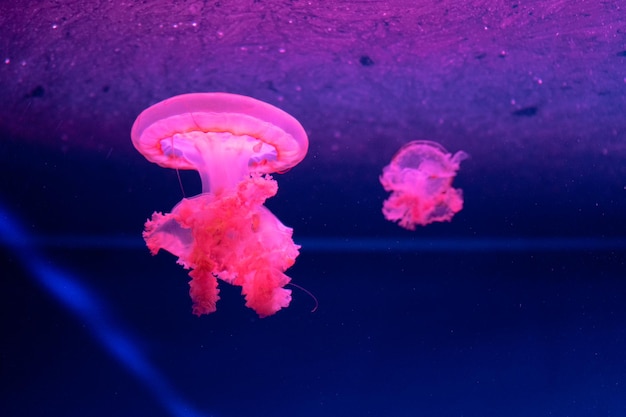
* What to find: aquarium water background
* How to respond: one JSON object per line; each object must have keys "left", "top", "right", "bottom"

{"left": 1, "top": 1, "right": 626, "bottom": 416}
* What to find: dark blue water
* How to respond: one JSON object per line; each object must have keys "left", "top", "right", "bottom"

{"left": 2, "top": 138, "right": 626, "bottom": 417}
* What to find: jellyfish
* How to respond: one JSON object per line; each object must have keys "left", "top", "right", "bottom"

{"left": 380, "top": 140, "right": 468, "bottom": 230}
{"left": 131, "top": 93, "right": 308, "bottom": 317}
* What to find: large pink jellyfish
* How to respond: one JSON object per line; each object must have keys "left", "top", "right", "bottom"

{"left": 131, "top": 93, "right": 308, "bottom": 317}
{"left": 380, "top": 140, "right": 468, "bottom": 230}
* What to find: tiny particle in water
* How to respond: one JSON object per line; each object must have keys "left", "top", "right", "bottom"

{"left": 359, "top": 55, "right": 374, "bottom": 66}
{"left": 278, "top": 48, "right": 286, "bottom": 53}
{"left": 512, "top": 106, "right": 538, "bottom": 117}
{"left": 266, "top": 81, "right": 278, "bottom": 92}
{"left": 52, "top": 23, "right": 58, "bottom": 29}
{"left": 4, "top": 58, "right": 9, "bottom": 64}
{"left": 27, "top": 85, "right": 45, "bottom": 98}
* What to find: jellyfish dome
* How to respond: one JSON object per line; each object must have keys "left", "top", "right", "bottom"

{"left": 131, "top": 93, "right": 308, "bottom": 318}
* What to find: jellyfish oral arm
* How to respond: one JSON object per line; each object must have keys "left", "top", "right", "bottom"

{"left": 143, "top": 176, "right": 299, "bottom": 317}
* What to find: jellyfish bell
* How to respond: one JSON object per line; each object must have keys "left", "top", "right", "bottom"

{"left": 131, "top": 92, "right": 308, "bottom": 194}
{"left": 132, "top": 93, "right": 308, "bottom": 318}
{"left": 389, "top": 140, "right": 468, "bottom": 173}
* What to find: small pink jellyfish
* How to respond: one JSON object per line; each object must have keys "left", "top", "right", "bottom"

{"left": 380, "top": 140, "right": 468, "bottom": 230}
{"left": 131, "top": 93, "right": 308, "bottom": 317}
